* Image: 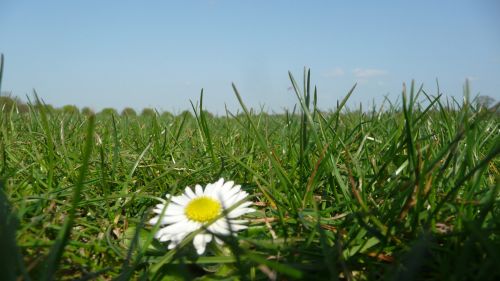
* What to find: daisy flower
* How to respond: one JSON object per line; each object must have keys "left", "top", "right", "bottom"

{"left": 149, "top": 178, "right": 254, "bottom": 255}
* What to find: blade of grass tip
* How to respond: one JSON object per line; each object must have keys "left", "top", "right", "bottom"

{"left": 198, "top": 90, "right": 217, "bottom": 163}
{"left": 174, "top": 111, "right": 189, "bottom": 143}
{"left": 231, "top": 83, "right": 292, "bottom": 188}
{"left": 415, "top": 90, "right": 442, "bottom": 125}
{"left": 190, "top": 89, "right": 217, "bottom": 163}
{"left": 111, "top": 114, "right": 121, "bottom": 178}
{"left": 313, "top": 86, "right": 318, "bottom": 118}
{"left": 303, "top": 70, "right": 310, "bottom": 183}
{"left": 402, "top": 82, "right": 417, "bottom": 170}
{"left": 288, "top": 71, "right": 320, "bottom": 145}
{"left": 41, "top": 115, "right": 95, "bottom": 281}
{"left": 299, "top": 89, "right": 307, "bottom": 181}
{"left": 0, "top": 53, "right": 4, "bottom": 93}
{"left": 305, "top": 66, "right": 311, "bottom": 136}
{"left": 399, "top": 82, "right": 420, "bottom": 221}
{"left": 98, "top": 142, "right": 109, "bottom": 197}
{"left": 326, "top": 83, "right": 357, "bottom": 133}
{"left": 33, "top": 90, "right": 56, "bottom": 191}
{"left": 189, "top": 99, "right": 206, "bottom": 148}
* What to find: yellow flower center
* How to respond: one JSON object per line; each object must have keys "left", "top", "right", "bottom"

{"left": 185, "top": 196, "right": 221, "bottom": 222}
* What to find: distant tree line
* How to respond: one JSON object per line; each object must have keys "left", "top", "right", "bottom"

{"left": 0, "top": 94, "right": 29, "bottom": 113}
{"left": 1, "top": 93, "right": 497, "bottom": 117}
{"left": 0, "top": 94, "right": 195, "bottom": 119}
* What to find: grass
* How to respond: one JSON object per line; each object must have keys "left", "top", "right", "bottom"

{"left": 0, "top": 65, "right": 499, "bottom": 280}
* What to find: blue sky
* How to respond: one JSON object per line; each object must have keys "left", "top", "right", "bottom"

{"left": 1, "top": 0, "right": 499, "bottom": 113}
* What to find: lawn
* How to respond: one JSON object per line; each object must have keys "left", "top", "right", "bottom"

{"left": 1, "top": 69, "right": 499, "bottom": 280}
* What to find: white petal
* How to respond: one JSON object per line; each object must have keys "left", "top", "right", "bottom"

{"left": 229, "top": 219, "right": 248, "bottom": 224}
{"left": 157, "top": 220, "right": 199, "bottom": 235}
{"left": 161, "top": 214, "right": 186, "bottom": 223}
{"left": 221, "top": 184, "right": 241, "bottom": 201}
{"left": 204, "top": 183, "right": 215, "bottom": 196}
{"left": 148, "top": 216, "right": 159, "bottom": 225}
{"left": 208, "top": 220, "right": 231, "bottom": 235}
{"left": 156, "top": 227, "right": 190, "bottom": 244}
{"left": 184, "top": 186, "right": 196, "bottom": 199}
{"left": 221, "top": 180, "right": 235, "bottom": 193}
{"left": 151, "top": 210, "right": 186, "bottom": 225}
{"left": 193, "top": 233, "right": 212, "bottom": 255}
{"left": 171, "top": 195, "right": 190, "bottom": 206}
{"left": 224, "top": 191, "right": 246, "bottom": 205}
{"left": 156, "top": 229, "right": 175, "bottom": 241}
{"left": 225, "top": 191, "right": 249, "bottom": 207}
{"left": 158, "top": 234, "right": 171, "bottom": 242}
{"left": 170, "top": 232, "right": 189, "bottom": 246}
{"left": 215, "top": 178, "right": 225, "bottom": 188}
{"left": 235, "top": 201, "right": 253, "bottom": 209}
{"left": 153, "top": 207, "right": 167, "bottom": 215}
{"left": 195, "top": 184, "right": 204, "bottom": 196}
{"left": 163, "top": 204, "right": 185, "bottom": 215}
{"left": 228, "top": 207, "right": 255, "bottom": 218}
{"left": 155, "top": 227, "right": 172, "bottom": 240}
{"left": 218, "top": 187, "right": 233, "bottom": 200}
{"left": 214, "top": 237, "right": 224, "bottom": 245}
{"left": 153, "top": 203, "right": 165, "bottom": 211}
{"left": 218, "top": 185, "right": 241, "bottom": 204}
{"left": 229, "top": 224, "right": 248, "bottom": 231}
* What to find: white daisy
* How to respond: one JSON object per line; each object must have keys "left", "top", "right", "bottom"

{"left": 149, "top": 178, "right": 254, "bottom": 255}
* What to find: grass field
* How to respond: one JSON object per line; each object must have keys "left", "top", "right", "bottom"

{"left": 1, "top": 67, "right": 499, "bottom": 280}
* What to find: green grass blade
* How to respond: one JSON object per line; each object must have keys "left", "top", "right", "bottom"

{"left": 40, "top": 115, "right": 95, "bottom": 281}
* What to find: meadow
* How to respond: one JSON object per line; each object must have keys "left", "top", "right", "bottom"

{"left": 1, "top": 69, "right": 499, "bottom": 280}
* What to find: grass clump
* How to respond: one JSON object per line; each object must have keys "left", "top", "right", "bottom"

{"left": 0, "top": 67, "right": 499, "bottom": 280}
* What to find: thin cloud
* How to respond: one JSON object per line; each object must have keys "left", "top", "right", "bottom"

{"left": 323, "top": 67, "right": 345, "bottom": 78}
{"left": 353, "top": 68, "right": 387, "bottom": 79}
